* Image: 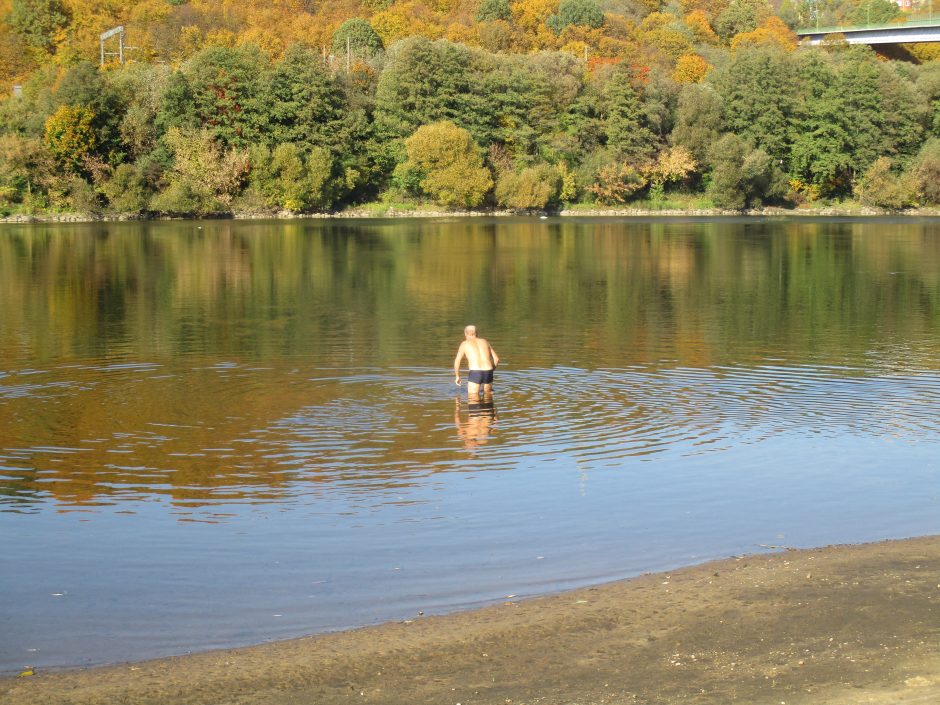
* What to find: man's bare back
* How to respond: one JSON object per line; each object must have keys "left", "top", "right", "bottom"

{"left": 453, "top": 325, "right": 500, "bottom": 397}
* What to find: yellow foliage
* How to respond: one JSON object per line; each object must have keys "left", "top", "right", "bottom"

{"left": 205, "top": 29, "right": 238, "bottom": 48}
{"left": 643, "top": 145, "right": 697, "bottom": 184}
{"left": 129, "top": 0, "right": 172, "bottom": 24}
{"left": 639, "top": 11, "right": 676, "bottom": 32}
{"left": 44, "top": 105, "right": 96, "bottom": 172}
{"left": 731, "top": 16, "right": 797, "bottom": 52}
{"left": 672, "top": 53, "right": 710, "bottom": 83}
{"left": 906, "top": 44, "right": 940, "bottom": 63}
{"left": 238, "top": 27, "right": 284, "bottom": 59}
{"left": 510, "top": 0, "right": 558, "bottom": 33}
{"left": 402, "top": 121, "right": 493, "bottom": 207}
{"left": 640, "top": 27, "right": 693, "bottom": 60}
{"left": 597, "top": 36, "right": 640, "bottom": 62}
{"left": 558, "top": 23, "right": 605, "bottom": 47}
{"left": 445, "top": 22, "right": 477, "bottom": 45}
{"left": 177, "top": 26, "right": 204, "bottom": 60}
{"left": 561, "top": 40, "right": 589, "bottom": 58}
{"left": 372, "top": 2, "right": 446, "bottom": 43}
{"left": 684, "top": 9, "right": 718, "bottom": 44}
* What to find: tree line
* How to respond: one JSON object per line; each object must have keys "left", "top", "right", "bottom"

{"left": 1, "top": 0, "right": 939, "bottom": 215}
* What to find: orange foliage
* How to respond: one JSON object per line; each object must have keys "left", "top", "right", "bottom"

{"left": 587, "top": 55, "right": 621, "bottom": 71}
{"left": 672, "top": 53, "right": 710, "bottom": 83}
{"left": 445, "top": 21, "right": 477, "bottom": 45}
{"left": 730, "top": 16, "right": 797, "bottom": 51}
{"left": 684, "top": 9, "right": 718, "bottom": 44}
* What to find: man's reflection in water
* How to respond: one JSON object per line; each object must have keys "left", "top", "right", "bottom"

{"left": 454, "top": 396, "right": 497, "bottom": 451}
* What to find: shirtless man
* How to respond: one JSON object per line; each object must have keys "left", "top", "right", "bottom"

{"left": 453, "top": 325, "right": 500, "bottom": 398}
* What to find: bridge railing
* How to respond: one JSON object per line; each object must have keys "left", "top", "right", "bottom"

{"left": 796, "top": 12, "right": 940, "bottom": 35}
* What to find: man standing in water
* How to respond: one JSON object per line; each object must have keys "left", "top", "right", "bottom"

{"left": 454, "top": 325, "right": 500, "bottom": 398}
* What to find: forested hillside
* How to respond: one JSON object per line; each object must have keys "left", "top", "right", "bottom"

{"left": 0, "top": 0, "right": 939, "bottom": 215}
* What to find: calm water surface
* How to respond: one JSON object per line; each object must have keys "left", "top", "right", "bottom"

{"left": 2, "top": 217, "right": 940, "bottom": 672}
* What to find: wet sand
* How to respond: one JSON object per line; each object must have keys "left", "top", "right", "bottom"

{"left": 4, "top": 536, "right": 940, "bottom": 705}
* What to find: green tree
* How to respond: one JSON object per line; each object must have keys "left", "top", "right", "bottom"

{"left": 547, "top": 0, "right": 605, "bottom": 34}
{"left": 848, "top": 0, "right": 898, "bottom": 26}
{"left": 100, "top": 164, "right": 152, "bottom": 212}
{"left": 8, "top": 0, "right": 69, "bottom": 53}
{"left": 601, "top": 68, "right": 658, "bottom": 161}
{"left": 53, "top": 61, "right": 125, "bottom": 164}
{"left": 670, "top": 84, "right": 722, "bottom": 165}
{"left": 181, "top": 45, "right": 268, "bottom": 148}
{"left": 155, "top": 71, "right": 199, "bottom": 136}
{"left": 398, "top": 121, "right": 493, "bottom": 207}
{"left": 374, "top": 38, "right": 490, "bottom": 142}
{"left": 713, "top": 46, "right": 796, "bottom": 164}
{"left": 789, "top": 52, "right": 853, "bottom": 195}
{"left": 833, "top": 48, "right": 886, "bottom": 177}
{"left": 261, "top": 43, "right": 348, "bottom": 153}
{"left": 332, "top": 18, "right": 384, "bottom": 60}
{"left": 249, "top": 143, "right": 336, "bottom": 211}
{"left": 714, "top": 0, "right": 772, "bottom": 42}
{"left": 476, "top": 0, "right": 512, "bottom": 22}
{"left": 707, "top": 133, "right": 786, "bottom": 209}
{"left": 153, "top": 127, "right": 250, "bottom": 213}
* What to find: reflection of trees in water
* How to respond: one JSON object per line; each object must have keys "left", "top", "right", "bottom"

{"left": 3, "top": 219, "right": 940, "bottom": 512}
{"left": 3, "top": 219, "right": 940, "bottom": 368}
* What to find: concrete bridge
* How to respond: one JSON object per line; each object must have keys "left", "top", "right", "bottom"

{"left": 797, "top": 17, "right": 940, "bottom": 45}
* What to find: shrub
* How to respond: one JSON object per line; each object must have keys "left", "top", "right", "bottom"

{"left": 855, "top": 157, "right": 916, "bottom": 210}
{"left": 494, "top": 164, "right": 562, "bottom": 210}
{"left": 399, "top": 121, "right": 493, "bottom": 208}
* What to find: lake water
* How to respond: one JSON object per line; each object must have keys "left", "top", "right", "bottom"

{"left": 2, "top": 216, "right": 940, "bottom": 673}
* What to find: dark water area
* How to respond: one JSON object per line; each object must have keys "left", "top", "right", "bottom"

{"left": 2, "top": 216, "right": 940, "bottom": 673}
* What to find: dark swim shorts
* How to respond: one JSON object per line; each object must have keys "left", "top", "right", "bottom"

{"left": 468, "top": 369, "right": 494, "bottom": 384}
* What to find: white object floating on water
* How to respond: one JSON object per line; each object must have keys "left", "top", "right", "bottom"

{"left": 51, "top": 593, "right": 65, "bottom": 597}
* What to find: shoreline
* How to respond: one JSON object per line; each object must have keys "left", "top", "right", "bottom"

{"left": 5, "top": 536, "right": 940, "bottom": 705}
{"left": 3, "top": 205, "right": 940, "bottom": 224}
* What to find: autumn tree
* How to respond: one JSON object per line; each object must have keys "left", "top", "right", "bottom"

{"left": 714, "top": 0, "right": 772, "bottom": 42}
{"left": 910, "top": 138, "right": 940, "bottom": 205}
{"left": 8, "top": 0, "right": 69, "bottom": 53}
{"left": 854, "top": 157, "right": 915, "bottom": 210}
{"left": 44, "top": 105, "right": 96, "bottom": 172}
{"left": 397, "top": 121, "right": 492, "bottom": 207}
{"left": 152, "top": 127, "right": 250, "bottom": 213}
{"left": 673, "top": 54, "right": 709, "bottom": 84}
{"left": 494, "top": 163, "right": 561, "bottom": 209}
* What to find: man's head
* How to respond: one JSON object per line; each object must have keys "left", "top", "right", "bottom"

{"left": 464, "top": 325, "right": 477, "bottom": 338}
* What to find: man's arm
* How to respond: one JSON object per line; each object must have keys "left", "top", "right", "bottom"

{"left": 453, "top": 344, "right": 465, "bottom": 385}
{"left": 489, "top": 344, "right": 499, "bottom": 368}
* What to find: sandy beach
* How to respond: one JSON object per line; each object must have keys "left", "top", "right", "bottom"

{"left": 4, "top": 536, "right": 940, "bottom": 705}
